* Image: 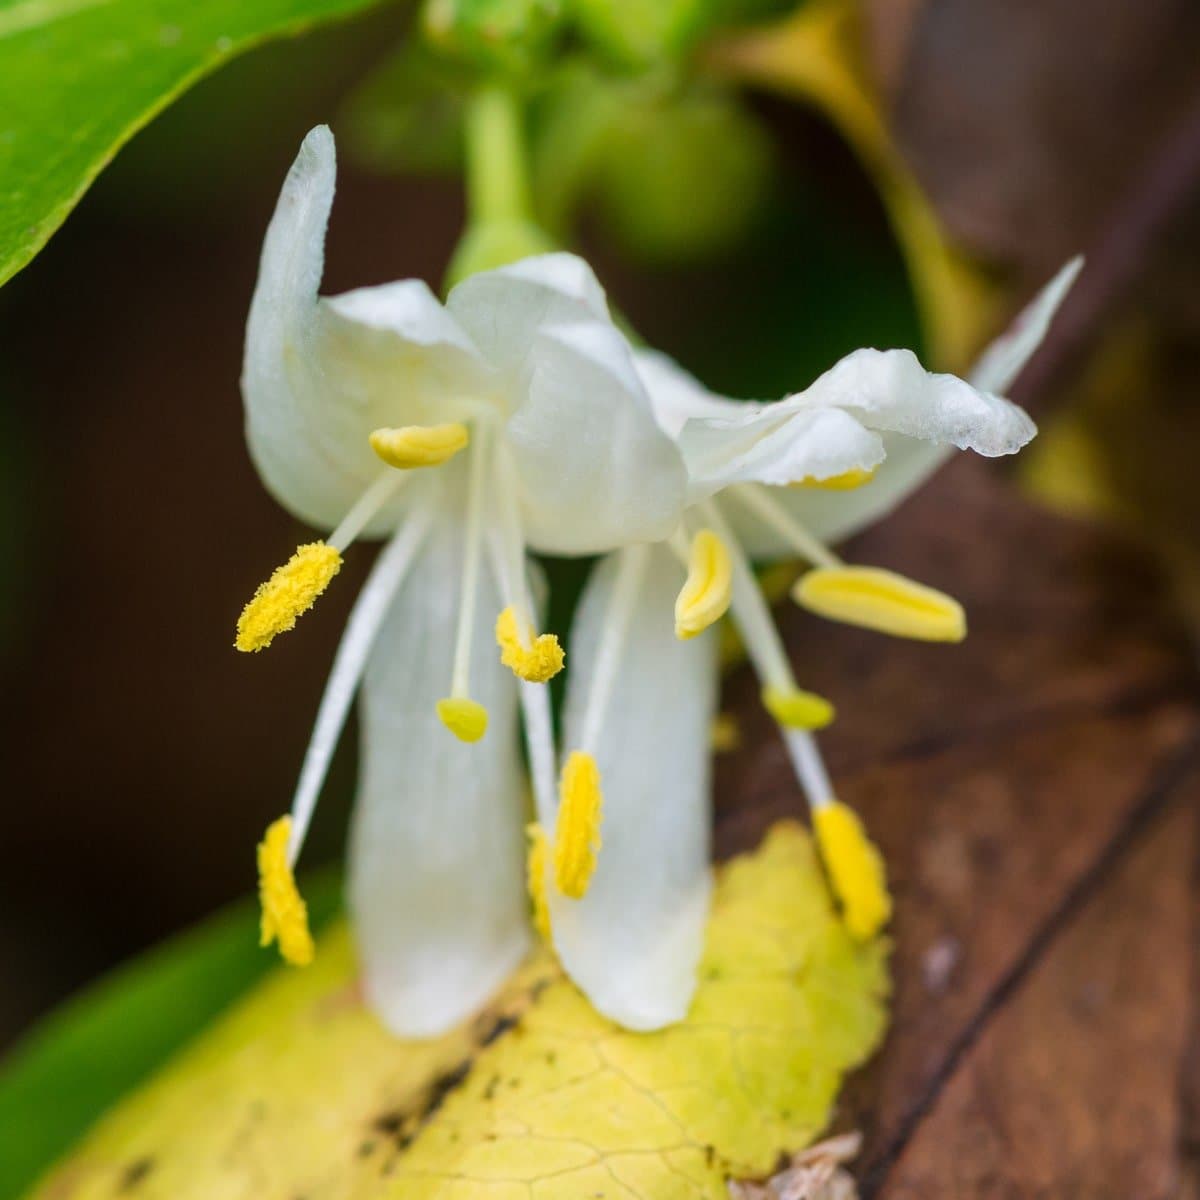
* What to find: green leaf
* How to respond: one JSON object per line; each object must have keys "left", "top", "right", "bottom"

{"left": 0, "top": 872, "right": 341, "bottom": 1198}
{"left": 0, "top": 0, "right": 395, "bottom": 289}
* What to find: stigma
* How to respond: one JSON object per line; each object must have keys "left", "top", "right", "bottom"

{"left": 436, "top": 697, "right": 489, "bottom": 742}
{"left": 794, "top": 566, "right": 966, "bottom": 643}
{"left": 369, "top": 423, "right": 470, "bottom": 469}
{"left": 236, "top": 542, "right": 342, "bottom": 653}
{"left": 674, "top": 528, "right": 733, "bottom": 640}
{"left": 812, "top": 801, "right": 892, "bottom": 941}
{"left": 554, "top": 751, "right": 604, "bottom": 899}
{"left": 496, "top": 607, "right": 565, "bottom": 683}
{"left": 762, "top": 685, "right": 835, "bottom": 731}
{"left": 257, "top": 816, "right": 315, "bottom": 966}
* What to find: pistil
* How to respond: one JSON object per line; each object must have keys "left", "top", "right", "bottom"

{"left": 437, "top": 424, "right": 490, "bottom": 743}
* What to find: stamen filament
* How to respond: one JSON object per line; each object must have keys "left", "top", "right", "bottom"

{"left": 698, "top": 500, "right": 836, "bottom": 809}
{"left": 698, "top": 509, "right": 892, "bottom": 943}
{"left": 448, "top": 427, "right": 489, "bottom": 702}
{"left": 285, "top": 511, "right": 432, "bottom": 868}
{"left": 580, "top": 544, "right": 650, "bottom": 754}
{"left": 731, "top": 484, "right": 843, "bottom": 569}
{"left": 328, "top": 470, "right": 408, "bottom": 553}
{"left": 486, "top": 527, "right": 557, "bottom": 824}
{"left": 490, "top": 444, "right": 564, "bottom": 683}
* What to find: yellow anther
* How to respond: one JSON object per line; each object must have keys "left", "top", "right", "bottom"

{"left": 369, "top": 423, "right": 469, "bottom": 470}
{"left": 257, "top": 816, "right": 315, "bottom": 967}
{"left": 436, "top": 697, "right": 489, "bottom": 742}
{"left": 526, "top": 823, "right": 552, "bottom": 942}
{"left": 710, "top": 712, "right": 742, "bottom": 753}
{"left": 762, "top": 685, "right": 835, "bottom": 731}
{"left": 674, "top": 528, "right": 733, "bottom": 640}
{"left": 495, "top": 607, "right": 565, "bottom": 683}
{"left": 794, "top": 566, "right": 966, "bottom": 643}
{"left": 235, "top": 542, "right": 342, "bottom": 653}
{"left": 554, "top": 751, "right": 603, "bottom": 900}
{"left": 813, "top": 801, "right": 892, "bottom": 941}
{"left": 791, "top": 466, "right": 878, "bottom": 490}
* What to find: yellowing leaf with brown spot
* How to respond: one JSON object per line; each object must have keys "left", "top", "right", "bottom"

{"left": 28, "top": 823, "right": 889, "bottom": 1200}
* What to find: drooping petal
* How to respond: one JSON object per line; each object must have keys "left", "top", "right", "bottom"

{"left": 243, "top": 126, "right": 492, "bottom": 533}
{"left": 551, "top": 545, "right": 717, "bottom": 1031}
{"left": 743, "top": 266, "right": 1079, "bottom": 550}
{"left": 677, "top": 404, "right": 886, "bottom": 502}
{"left": 446, "top": 252, "right": 612, "bottom": 371}
{"left": 505, "top": 322, "right": 688, "bottom": 554}
{"left": 969, "top": 257, "right": 1083, "bottom": 394}
{"left": 787, "top": 347, "right": 1036, "bottom": 456}
{"left": 347, "top": 485, "right": 529, "bottom": 1038}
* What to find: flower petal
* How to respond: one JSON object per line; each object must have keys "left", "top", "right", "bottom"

{"left": 551, "top": 545, "right": 717, "bottom": 1031}
{"left": 446, "top": 252, "right": 612, "bottom": 371}
{"left": 677, "top": 404, "right": 886, "bottom": 502}
{"left": 969, "top": 257, "right": 1083, "bottom": 394}
{"left": 711, "top": 266, "right": 1078, "bottom": 556}
{"left": 633, "top": 348, "right": 748, "bottom": 438}
{"left": 745, "top": 265, "right": 1080, "bottom": 550}
{"left": 243, "top": 126, "right": 491, "bottom": 533}
{"left": 348, "top": 484, "right": 529, "bottom": 1037}
{"left": 506, "top": 322, "right": 688, "bottom": 554}
{"left": 788, "top": 347, "right": 1037, "bottom": 457}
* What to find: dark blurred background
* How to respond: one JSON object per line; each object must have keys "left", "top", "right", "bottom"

{"left": 3, "top": 0, "right": 1199, "bottom": 1052}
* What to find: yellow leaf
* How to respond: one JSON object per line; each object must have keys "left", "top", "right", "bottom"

{"left": 28, "top": 823, "right": 889, "bottom": 1199}
{"left": 709, "top": 0, "right": 999, "bottom": 371}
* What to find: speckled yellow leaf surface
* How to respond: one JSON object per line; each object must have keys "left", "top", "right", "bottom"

{"left": 29, "top": 823, "right": 888, "bottom": 1200}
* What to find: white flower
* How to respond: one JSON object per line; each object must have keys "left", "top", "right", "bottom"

{"left": 538, "top": 259, "right": 1080, "bottom": 1030}
{"left": 240, "top": 126, "right": 686, "bottom": 1037}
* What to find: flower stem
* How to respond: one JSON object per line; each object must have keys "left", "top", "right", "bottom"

{"left": 464, "top": 86, "right": 533, "bottom": 226}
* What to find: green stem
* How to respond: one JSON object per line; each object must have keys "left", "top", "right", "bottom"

{"left": 464, "top": 86, "right": 532, "bottom": 226}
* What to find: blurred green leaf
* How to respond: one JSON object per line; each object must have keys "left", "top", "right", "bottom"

{"left": 532, "top": 68, "right": 773, "bottom": 263}
{"left": 569, "top": 0, "right": 708, "bottom": 67}
{"left": 342, "top": 41, "right": 469, "bottom": 174}
{"left": 593, "top": 86, "right": 774, "bottom": 263}
{"left": 421, "top": 0, "right": 565, "bottom": 74}
{"left": 0, "top": 0, "right": 396, "bottom": 289}
{"left": 0, "top": 873, "right": 341, "bottom": 1198}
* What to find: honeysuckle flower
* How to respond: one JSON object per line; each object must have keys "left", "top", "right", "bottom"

{"left": 533, "top": 258, "right": 1080, "bottom": 1030}
{"left": 239, "top": 125, "right": 686, "bottom": 1036}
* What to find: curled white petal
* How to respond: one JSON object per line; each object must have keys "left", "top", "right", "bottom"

{"left": 678, "top": 405, "right": 886, "bottom": 502}
{"left": 243, "top": 127, "right": 493, "bottom": 534}
{"left": 787, "top": 347, "right": 1036, "bottom": 457}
